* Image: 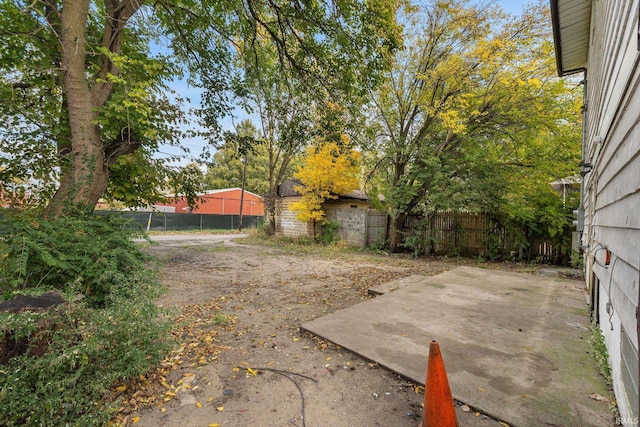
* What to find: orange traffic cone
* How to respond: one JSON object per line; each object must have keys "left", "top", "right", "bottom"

{"left": 422, "top": 340, "right": 458, "bottom": 427}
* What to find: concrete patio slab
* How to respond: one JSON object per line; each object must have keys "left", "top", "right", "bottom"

{"left": 302, "top": 266, "right": 613, "bottom": 427}
{"left": 367, "top": 274, "right": 430, "bottom": 296}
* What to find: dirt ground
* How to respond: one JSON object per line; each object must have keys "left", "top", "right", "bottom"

{"left": 120, "top": 235, "right": 524, "bottom": 427}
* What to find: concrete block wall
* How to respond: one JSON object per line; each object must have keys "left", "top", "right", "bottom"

{"left": 326, "top": 207, "right": 367, "bottom": 247}
{"left": 273, "top": 197, "right": 378, "bottom": 247}
{"left": 275, "top": 198, "right": 313, "bottom": 239}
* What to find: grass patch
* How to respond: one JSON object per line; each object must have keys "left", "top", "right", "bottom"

{"left": 213, "top": 312, "right": 231, "bottom": 326}
{"left": 237, "top": 233, "right": 369, "bottom": 258}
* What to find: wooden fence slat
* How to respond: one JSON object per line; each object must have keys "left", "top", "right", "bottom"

{"left": 366, "top": 210, "right": 388, "bottom": 246}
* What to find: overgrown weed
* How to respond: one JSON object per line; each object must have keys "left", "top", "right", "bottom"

{"left": 0, "top": 212, "right": 174, "bottom": 426}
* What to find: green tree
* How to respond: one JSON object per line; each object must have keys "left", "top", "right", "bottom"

{"left": 229, "top": 1, "right": 399, "bottom": 235}
{"left": 204, "top": 120, "right": 269, "bottom": 195}
{"left": 0, "top": 0, "right": 187, "bottom": 215}
{"left": 236, "top": 40, "right": 323, "bottom": 235}
{"left": 0, "top": 0, "right": 400, "bottom": 218}
{"left": 251, "top": 79, "right": 313, "bottom": 235}
{"left": 365, "top": 0, "right": 581, "bottom": 252}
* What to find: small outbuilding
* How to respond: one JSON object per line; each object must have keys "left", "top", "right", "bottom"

{"left": 273, "top": 180, "right": 386, "bottom": 247}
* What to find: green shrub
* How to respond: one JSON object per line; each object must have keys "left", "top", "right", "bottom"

{"left": 0, "top": 213, "right": 148, "bottom": 307}
{"left": 402, "top": 232, "right": 426, "bottom": 257}
{"left": 0, "top": 299, "right": 173, "bottom": 426}
{"left": 369, "top": 236, "right": 389, "bottom": 254}
{"left": 318, "top": 219, "right": 340, "bottom": 245}
{"left": 0, "top": 213, "right": 173, "bottom": 426}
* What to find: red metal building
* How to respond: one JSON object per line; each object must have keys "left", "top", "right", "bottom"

{"left": 158, "top": 188, "right": 264, "bottom": 215}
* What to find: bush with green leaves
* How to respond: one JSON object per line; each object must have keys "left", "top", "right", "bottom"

{"left": 0, "top": 213, "right": 148, "bottom": 307}
{"left": 0, "top": 212, "right": 174, "bottom": 426}
{"left": 318, "top": 219, "right": 340, "bottom": 245}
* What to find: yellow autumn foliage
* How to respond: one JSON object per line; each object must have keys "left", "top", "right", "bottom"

{"left": 290, "top": 142, "right": 361, "bottom": 222}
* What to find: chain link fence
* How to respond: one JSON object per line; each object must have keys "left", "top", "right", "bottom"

{"left": 94, "top": 211, "right": 263, "bottom": 231}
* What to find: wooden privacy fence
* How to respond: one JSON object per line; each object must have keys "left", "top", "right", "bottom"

{"left": 426, "top": 211, "right": 493, "bottom": 256}
{"left": 404, "top": 211, "right": 570, "bottom": 264}
{"left": 366, "top": 209, "right": 388, "bottom": 246}
{"left": 529, "top": 238, "right": 566, "bottom": 265}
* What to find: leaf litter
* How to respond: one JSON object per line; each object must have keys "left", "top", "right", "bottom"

{"left": 109, "top": 298, "right": 235, "bottom": 426}
{"left": 109, "top": 238, "right": 537, "bottom": 426}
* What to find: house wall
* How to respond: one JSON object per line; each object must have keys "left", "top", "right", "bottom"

{"left": 326, "top": 200, "right": 369, "bottom": 210}
{"left": 583, "top": 1, "right": 639, "bottom": 422}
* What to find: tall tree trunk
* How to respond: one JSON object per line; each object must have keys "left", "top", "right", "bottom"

{"left": 44, "top": 0, "right": 107, "bottom": 217}
{"left": 43, "top": 0, "right": 141, "bottom": 218}
{"left": 388, "top": 212, "right": 407, "bottom": 253}
{"left": 264, "top": 188, "right": 278, "bottom": 236}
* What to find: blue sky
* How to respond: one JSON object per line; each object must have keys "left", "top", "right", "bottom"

{"left": 160, "top": 0, "right": 539, "bottom": 167}
{"left": 494, "top": 0, "right": 535, "bottom": 16}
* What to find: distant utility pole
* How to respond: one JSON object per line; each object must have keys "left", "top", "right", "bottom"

{"left": 238, "top": 153, "right": 248, "bottom": 232}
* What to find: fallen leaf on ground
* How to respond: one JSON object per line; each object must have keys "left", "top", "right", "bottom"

{"left": 588, "top": 393, "right": 609, "bottom": 402}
